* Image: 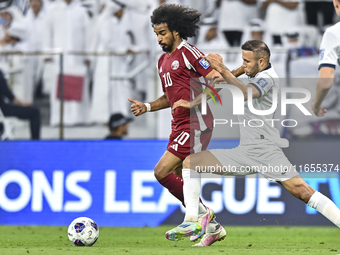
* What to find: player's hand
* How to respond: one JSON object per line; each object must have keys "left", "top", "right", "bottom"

{"left": 172, "top": 99, "right": 190, "bottom": 114}
{"left": 128, "top": 98, "right": 147, "bottom": 116}
{"left": 311, "top": 102, "right": 327, "bottom": 117}
{"left": 211, "top": 77, "right": 225, "bottom": 86}
{"left": 201, "top": 54, "right": 225, "bottom": 73}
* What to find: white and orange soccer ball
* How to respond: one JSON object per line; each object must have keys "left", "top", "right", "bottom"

{"left": 68, "top": 217, "right": 99, "bottom": 246}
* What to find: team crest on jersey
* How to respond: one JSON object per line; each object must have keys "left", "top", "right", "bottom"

{"left": 171, "top": 60, "right": 179, "bottom": 70}
{"left": 257, "top": 78, "right": 268, "bottom": 88}
{"left": 320, "top": 49, "right": 325, "bottom": 61}
{"left": 199, "top": 58, "right": 210, "bottom": 70}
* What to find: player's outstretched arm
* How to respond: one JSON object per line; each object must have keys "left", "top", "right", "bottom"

{"left": 311, "top": 67, "right": 334, "bottom": 117}
{"left": 128, "top": 93, "right": 171, "bottom": 117}
{"left": 203, "top": 54, "right": 256, "bottom": 100}
{"left": 172, "top": 65, "right": 245, "bottom": 114}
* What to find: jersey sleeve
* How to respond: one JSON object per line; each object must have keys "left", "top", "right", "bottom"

{"left": 157, "top": 54, "right": 166, "bottom": 93}
{"left": 181, "top": 44, "right": 213, "bottom": 77}
{"left": 249, "top": 73, "right": 275, "bottom": 98}
{"left": 318, "top": 29, "right": 338, "bottom": 70}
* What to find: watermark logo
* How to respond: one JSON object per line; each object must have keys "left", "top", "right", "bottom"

{"left": 198, "top": 82, "right": 223, "bottom": 106}
{"left": 201, "top": 84, "right": 312, "bottom": 117}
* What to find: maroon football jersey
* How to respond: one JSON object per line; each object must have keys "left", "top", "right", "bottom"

{"left": 158, "top": 41, "right": 214, "bottom": 132}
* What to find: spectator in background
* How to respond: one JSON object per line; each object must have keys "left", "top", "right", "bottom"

{"left": 126, "top": 0, "right": 154, "bottom": 102}
{"left": 0, "top": 5, "right": 24, "bottom": 30}
{"left": 196, "top": 17, "right": 226, "bottom": 48}
{"left": 218, "top": 0, "right": 257, "bottom": 47}
{"left": 284, "top": 29, "right": 300, "bottom": 49}
{"left": 0, "top": 70, "right": 40, "bottom": 140}
{"left": 90, "top": 0, "right": 133, "bottom": 123}
{"left": 0, "top": 21, "right": 27, "bottom": 103}
{"left": 23, "top": 0, "right": 46, "bottom": 102}
{"left": 0, "top": 24, "right": 41, "bottom": 139}
{"left": 81, "top": 0, "right": 100, "bottom": 95}
{"left": 43, "top": 0, "right": 91, "bottom": 126}
{"left": 305, "top": 0, "right": 335, "bottom": 30}
{"left": 105, "top": 113, "right": 131, "bottom": 139}
{"left": 261, "top": 0, "right": 301, "bottom": 46}
{"left": 249, "top": 18, "right": 266, "bottom": 40}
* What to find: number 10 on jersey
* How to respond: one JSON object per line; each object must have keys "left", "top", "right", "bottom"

{"left": 163, "top": 72, "right": 173, "bottom": 87}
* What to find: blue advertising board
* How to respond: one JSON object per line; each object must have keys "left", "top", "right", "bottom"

{"left": 0, "top": 140, "right": 339, "bottom": 227}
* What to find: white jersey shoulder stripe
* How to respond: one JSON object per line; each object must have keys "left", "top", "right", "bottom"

{"left": 184, "top": 44, "right": 199, "bottom": 59}
{"left": 183, "top": 43, "right": 199, "bottom": 59}
{"left": 182, "top": 52, "right": 197, "bottom": 72}
{"left": 191, "top": 45, "right": 202, "bottom": 58}
{"left": 188, "top": 44, "right": 202, "bottom": 59}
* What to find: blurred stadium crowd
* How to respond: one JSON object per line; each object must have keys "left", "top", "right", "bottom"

{"left": 0, "top": 0, "right": 339, "bottom": 139}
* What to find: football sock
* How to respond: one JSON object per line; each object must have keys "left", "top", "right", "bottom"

{"left": 158, "top": 173, "right": 207, "bottom": 209}
{"left": 158, "top": 173, "right": 185, "bottom": 204}
{"left": 183, "top": 168, "right": 201, "bottom": 222}
{"left": 307, "top": 191, "right": 340, "bottom": 227}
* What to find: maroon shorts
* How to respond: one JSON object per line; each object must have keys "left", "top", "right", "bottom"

{"left": 167, "top": 128, "right": 212, "bottom": 160}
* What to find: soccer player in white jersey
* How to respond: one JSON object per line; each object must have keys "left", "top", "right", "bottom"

{"left": 166, "top": 39, "right": 340, "bottom": 246}
{"left": 312, "top": 0, "right": 340, "bottom": 117}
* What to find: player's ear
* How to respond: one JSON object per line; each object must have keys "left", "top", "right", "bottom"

{"left": 258, "top": 57, "right": 264, "bottom": 66}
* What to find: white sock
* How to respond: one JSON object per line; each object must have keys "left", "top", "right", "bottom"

{"left": 307, "top": 191, "right": 340, "bottom": 227}
{"left": 182, "top": 168, "right": 201, "bottom": 222}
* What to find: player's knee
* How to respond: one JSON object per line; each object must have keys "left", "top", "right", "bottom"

{"left": 154, "top": 165, "right": 166, "bottom": 181}
{"left": 183, "top": 156, "right": 190, "bottom": 169}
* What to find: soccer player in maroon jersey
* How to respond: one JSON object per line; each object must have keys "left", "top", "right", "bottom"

{"left": 128, "top": 4, "right": 243, "bottom": 246}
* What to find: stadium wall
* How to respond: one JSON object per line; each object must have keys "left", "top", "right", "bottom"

{"left": 0, "top": 140, "right": 339, "bottom": 227}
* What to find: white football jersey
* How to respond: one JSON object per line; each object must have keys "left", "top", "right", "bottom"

{"left": 318, "top": 21, "right": 340, "bottom": 70}
{"left": 237, "top": 64, "right": 289, "bottom": 148}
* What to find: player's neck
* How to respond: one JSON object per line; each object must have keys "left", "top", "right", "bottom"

{"left": 168, "top": 39, "right": 183, "bottom": 55}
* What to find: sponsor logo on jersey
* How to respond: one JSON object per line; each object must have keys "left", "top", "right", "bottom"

{"left": 171, "top": 60, "right": 179, "bottom": 70}
{"left": 199, "top": 58, "right": 210, "bottom": 70}
{"left": 320, "top": 49, "right": 325, "bottom": 61}
{"left": 257, "top": 78, "right": 268, "bottom": 88}
{"left": 170, "top": 144, "right": 178, "bottom": 151}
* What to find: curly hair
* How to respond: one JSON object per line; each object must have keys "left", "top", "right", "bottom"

{"left": 151, "top": 4, "right": 201, "bottom": 40}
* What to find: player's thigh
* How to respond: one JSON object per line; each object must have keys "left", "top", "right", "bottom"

{"left": 193, "top": 148, "right": 251, "bottom": 176}
{"left": 184, "top": 150, "right": 223, "bottom": 171}
{"left": 154, "top": 150, "right": 183, "bottom": 180}
{"left": 255, "top": 146, "right": 300, "bottom": 182}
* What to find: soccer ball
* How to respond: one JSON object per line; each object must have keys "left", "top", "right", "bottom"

{"left": 68, "top": 217, "right": 99, "bottom": 246}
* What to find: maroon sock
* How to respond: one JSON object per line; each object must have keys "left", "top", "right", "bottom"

{"left": 158, "top": 173, "right": 204, "bottom": 207}
{"left": 159, "top": 173, "right": 185, "bottom": 205}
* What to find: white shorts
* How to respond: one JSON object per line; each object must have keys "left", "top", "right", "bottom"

{"left": 209, "top": 143, "right": 300, "bottom": 182}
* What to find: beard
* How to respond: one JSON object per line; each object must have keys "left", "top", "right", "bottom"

{"left": 249, "top": 63, "right": 260, "bottom": 78}
{"left": 160, "top": 35, "right": 175, "bottom": 53}
{"left": 161, "top": 43, "right": 172, "bottom": 53}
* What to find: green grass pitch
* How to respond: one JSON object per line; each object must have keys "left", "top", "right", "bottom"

{"left": 0, "top": 225, "right": 339, "bottom": 255}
